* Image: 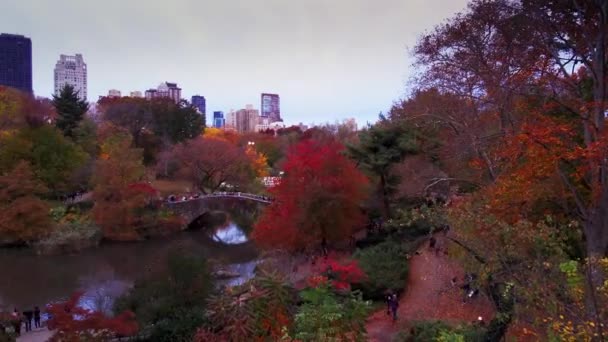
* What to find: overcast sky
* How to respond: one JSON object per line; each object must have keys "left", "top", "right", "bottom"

{"left": 2, "top": 0, "right": 468, "bottom": 126}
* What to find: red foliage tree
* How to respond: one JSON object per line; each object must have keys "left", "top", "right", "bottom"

{"left": 252, "top": 139, "right": 369, "bottom": 252}
{"left": 47, "top": 292, "right": 138, "bottom": 342}
{"left": 324, "top": 258, "right": 367, "bottom": 290}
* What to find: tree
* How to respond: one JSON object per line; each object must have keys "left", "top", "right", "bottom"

{"left": 347, "top": 120, "right": 418, "bottom": 217}
{"left": 53, "top": 84, "right": 88, "bottom": 138}
{"left": 253, "top": 139, "right": 369, "bottom": 252}
{"left": 198, "top": 272, "right": 297, "bottom": 341}
{"left": 92, "top": 124, "right": 147, "bottom": 240}
{"left": 115, "top": 251, "right": 213, "bottom": 341}
{"left": 0, "top": 161, "right": 52, "bottom": 244}
{"left": 171, "top": 137, "right": 254, "bottom": 194}
{"left": 0, "top": 125, "right": 88, "bottom": 196}
{"left": 48, "top": 292, "right": 138, "bottom": 342}
{"left": 151, "top": 99, "right": 204, "bottom": 144}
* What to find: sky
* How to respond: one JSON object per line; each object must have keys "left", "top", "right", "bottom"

{"left": 2, "top": 0, "right": 469, "bottom": 127}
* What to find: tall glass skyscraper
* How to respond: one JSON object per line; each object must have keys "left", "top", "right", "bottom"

{"left": 0, "top": 33, "right": 32, "bottom": 94}
{"left": 191, "top": 95, "right": 206, "bottom": 115}
{"left": 213, "top": 111, "right": 225, "bottom": 128}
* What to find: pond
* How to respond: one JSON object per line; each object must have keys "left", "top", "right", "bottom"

{"left": 0, "top": 208, "right": 259, "bottom": 315}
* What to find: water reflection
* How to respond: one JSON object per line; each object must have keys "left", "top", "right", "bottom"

{"left": 0, "top": 218, "right": 258, "bottom": 313}
{"left": 212, "top": 222, "right": 248, "bottom": 245}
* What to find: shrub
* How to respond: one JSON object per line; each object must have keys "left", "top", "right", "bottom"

{"left": 393, "top": 321, "right": 486, "bottom": 342}
{"left": 114, "top": 251, "right": 214, "bottom": 341}
{"left": 353, "top": 240, "right": 409, "bottom": 300}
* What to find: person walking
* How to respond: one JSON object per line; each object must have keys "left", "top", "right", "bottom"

{"left": 22, "top": 309, "right": 33, "bottom": 332}
{"left": 388, "top": 294, "right": 399, "bottom": 322}
{"left": 34, "top": 306, "right": 41, "bottom": 329}
{"left": 385, "top": 291, "right": 393, "bottom": 315}
{"left": 11, "top": 308, "right": 21, "bottom": 336}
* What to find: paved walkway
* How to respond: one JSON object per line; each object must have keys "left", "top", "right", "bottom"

{"left": 365, "top": 236, "right": 495, "bottom": 342}
{"left": 16, "top": 328, "right": 52, "bottom": 342}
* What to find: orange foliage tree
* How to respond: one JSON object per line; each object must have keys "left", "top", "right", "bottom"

{"left": 253, "top": 139, "right": 369, "bottom": 252}
{"left": 92, "top": 124, "right": 148, "bottom": 240}
{"left": 0, "top": 161, "right": 52, "bottom": 244}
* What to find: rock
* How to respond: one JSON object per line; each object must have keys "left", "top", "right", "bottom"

{"left": 213, "top": 269, "right": 241, "bottom": 279}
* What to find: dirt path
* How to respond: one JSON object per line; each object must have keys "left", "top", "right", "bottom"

{"left": 366, "top": 237, "right": 495, "bottom": 342}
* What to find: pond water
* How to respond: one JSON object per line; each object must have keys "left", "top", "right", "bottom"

{"left": 0, "top": 212, "right": 258, "bottom": 315}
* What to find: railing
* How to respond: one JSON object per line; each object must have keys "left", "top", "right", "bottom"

{"left": 166, "top": 192, "right": 273, "bottom": 204}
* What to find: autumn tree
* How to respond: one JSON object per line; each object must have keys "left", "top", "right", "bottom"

{"left": 53, "top": 84, "right": 89, "bottom": 138}
{"left": 92, "top": 124, "right": 148, "bottom": 240}
{"left": 48, "top": 292, "right": 138, "bottom": 341}
{"left": 171, "top": 137, "right": 255, "bottom": 194}
{"left": 0, "top": 161, "right": 52, "bottom": 244}
{"left": 347, "top": 119, "right": 418, "bottom": 217}
{"left": 0, "top": 125, "right": 88, "bottom": 196}
{"left": 253, "top": 139, "right": 369, "bottom": 252}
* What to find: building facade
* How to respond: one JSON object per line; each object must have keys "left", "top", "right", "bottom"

{"left": 235, "top": 105, "right": 259, "bottom": 133}
{"left": 145, "top": 82, "right": 181, "bottom": 103}
{"left": 54, "top": 54, "right": 87, "bottom": 101}
{"left": 261, "top": 93, "right": 281, "bottom": 122}
{"left": 191, "top": 95, "right": 206, "bottom": 115}
{"left": 0, "top": 33, "right": 32, "bottom": 93}
{"left": 130, "top": 91, "right": 143, "bottom": 98}
{"left": 213, "top": 111, "right": 225, "bottom": 128}
{"left": 107, "top": 89, "right": 121, "bottom": 98}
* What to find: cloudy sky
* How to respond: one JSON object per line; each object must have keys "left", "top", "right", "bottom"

{"left": 2, "top": 0, "right": 468, "bottom": 126}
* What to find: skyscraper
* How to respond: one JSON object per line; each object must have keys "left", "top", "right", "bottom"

{"left": 261, "top": 93, "right": 281, "bottom": 122}
{"left": 145, "top": 82, "right": 181, "bottom": 103}
{"left": 213, "top": 111, "right": 225, "bottom": 128}
{"left": 191, "top": 95, "right": 206, "bottom": 115}
{"left": 0, "top": 33, "right": 32, "bottom": 94}
{"left": 54, "top": 54, "right": 87, "bottom": 101}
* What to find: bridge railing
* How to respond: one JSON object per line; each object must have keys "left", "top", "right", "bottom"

{"left": 165, "top": 192, "right": 273, "bottom": 204}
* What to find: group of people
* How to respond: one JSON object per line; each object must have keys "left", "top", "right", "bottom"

{"left": 9, "top": 307, "right": 41, "bottom": 335}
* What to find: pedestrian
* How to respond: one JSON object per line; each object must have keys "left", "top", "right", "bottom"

{"left": 388, "top": 294, "right": 399, "bottom": 322}
{"left": 34, "top": 306, "right": 41, "bottom": 329}
{"left": 23, "top": 309, "right": 33, "bottom": 332}
{"left": 11, "top": 308, "right": 21, "bottom": 336}
{"left": 385, "top": 291, "right": 393, "bottom": 315}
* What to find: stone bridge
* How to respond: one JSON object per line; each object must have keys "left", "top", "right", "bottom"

{"left": 164, "top": 192, "right": 272, "bottom": 227}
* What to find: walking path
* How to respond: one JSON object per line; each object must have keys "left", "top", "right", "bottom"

{"left": 16, "top": 327, "right": 52, "bottom": 342}
{"left": 365, "top": 237, "right": 495, "bottom": 342}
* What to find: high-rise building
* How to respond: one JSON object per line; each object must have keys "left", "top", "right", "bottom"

{"left": 54, "top": 54, "right": 87, "bottom": 101}
{"left": 107, "top": 89, "right": 121, "bottom": 98}
{"left": 130, "top": 91, "right": 142, "bottom": 97}
{"left": 235, "top": 104, "right": 259, "bottom": 133}
{"left": 261, "top": 93, "right": 281, "bottom": 122}
{"left": 0, "top": 33, "right": 33, "bottom": 94}
{"left": 191, "top": 95, "right": 206, "bottom": 115}
{"left": 145, "top": 82, "right": 181, "bottom": 103}
{"left": 213, "top": 111, "right": 225, "bottom": 128}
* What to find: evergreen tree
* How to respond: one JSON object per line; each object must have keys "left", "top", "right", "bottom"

{"left": 53, "top": 84, "right": 89, "bottom": 138}
{"left": 347, "top": 119, "right": 418, "bottom": 217}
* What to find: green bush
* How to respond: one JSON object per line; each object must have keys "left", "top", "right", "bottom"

{"left": 114, "top": 251, "right": 214, "bottom": 341}
{"left": 393, "top": 321, "right": 486, "bottom": 342}
{"left": 353, "top": 240, "right": 409, "bottom": 300}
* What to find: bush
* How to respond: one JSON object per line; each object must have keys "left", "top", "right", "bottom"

{"left": 393, "top": 320, "right": 486, "bottom": 342}
{"left": 353, "top": 240, "right": 410, "bottom": 300}
{"left": 114, "top": 251, "right": 214, "bottom": 341}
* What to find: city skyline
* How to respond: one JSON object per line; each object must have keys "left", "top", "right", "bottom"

{"left": 1, "top": 0, "right": 469, "bottom": 126}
